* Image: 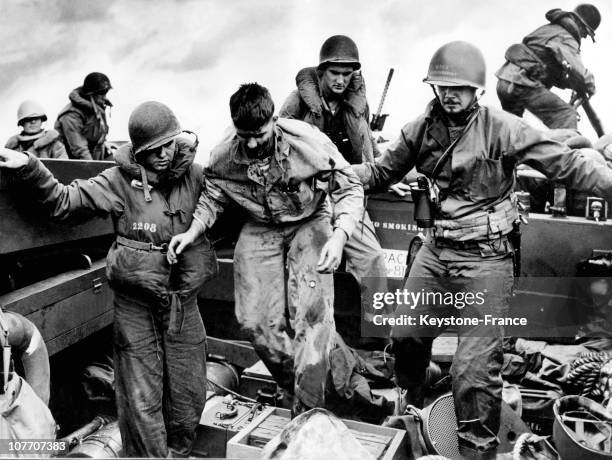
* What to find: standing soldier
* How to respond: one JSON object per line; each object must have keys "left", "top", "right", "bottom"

{"left": 496, "top": 4, "right": 601, "bottom": 129}
{"left": 55, "top": 72, "right": 113, "bottom": 160}
{"left": 354, "top": 41, "right": 612, "bottom": 458}
{"left": 168, "top": 83, "right": 392, "bottom": 419}
{"left": 0, "top": 102, "right": 215, "bottom": 458}
{"left": 5, "top": 100, "right": 67, "bottom": 159}
{"left": 280, "top": 35, "right": 388, "bottom": 329}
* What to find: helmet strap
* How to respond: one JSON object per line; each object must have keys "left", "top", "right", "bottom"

{"left": 431, "top": 85, "right": 483, "bottom": 125}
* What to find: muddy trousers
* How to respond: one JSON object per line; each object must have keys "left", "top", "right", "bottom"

{"left": 113, "top": 291, "right": 207, "bottom": 458}
{"left": 496, "top": 79, "right": 578, "bottom": 129}
{"left": 391, "top": 243, "right": 513, "bottom": 452}
{"left": 234, "top": 214, "right": 337, "bottom": 408}
{"left": 344, "top": 210, "right": 389, "bottom": 336}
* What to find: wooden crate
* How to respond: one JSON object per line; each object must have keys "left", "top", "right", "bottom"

{"left": 227, "top": 407, "right": 407, "bottom": 459}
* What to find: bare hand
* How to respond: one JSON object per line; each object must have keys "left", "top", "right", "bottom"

{"left": 389, "top": 182, "right": 411, "bottom": 197}
{"left": 0, "top": 149, "right": 28, "bottom": 169}
{"left": 167, "top": 231, "right": 197, "bottom": 264}
{"left": 317, "top": 229, "right": 348, "bottom": 273}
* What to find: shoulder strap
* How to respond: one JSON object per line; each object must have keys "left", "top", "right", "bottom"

{"left": 430, "top": 109, "right": 480, "bottom": 180}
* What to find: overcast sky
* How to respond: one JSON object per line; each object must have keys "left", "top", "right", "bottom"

{"left": 2, "top": 0, "right": 611, "bottom": 163}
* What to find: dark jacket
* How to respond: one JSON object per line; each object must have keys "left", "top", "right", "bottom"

{"left": 16, "top": 138, "right": 217, "bottom": 302}
{"left": 279, "top": 67, "right": 378, "bottom": 164}
{"left": 5, "top": 130, "right": 67, "bottom": 159}
{"left": 496, "top": 11, "right": 594, "bottom": 93}
{"left": 55, "top": 88, "right": 110, "bottom": 161}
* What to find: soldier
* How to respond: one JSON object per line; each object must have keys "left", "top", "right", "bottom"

{"left": 496, "top": 4, "right": 601, "bottom": 129}
{"left": 168, "top": 83, "right": 392, "bottom": 419}
{"left": 280, "top": 35, "right": 388, "bottom": 330}
{"left": 353, "top": 41, "right": 612, "bottom": 458}
{"left": 0, "top": 102, "right": 215, "bottom": 458}
{"left": 5, "top": 100, "right": 67, "bottom": 159}
{"left": 55, "top": 72, "right": 113, "bottom": 160}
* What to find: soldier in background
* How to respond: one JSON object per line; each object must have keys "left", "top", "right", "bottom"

{"left": 496, "top": 4, "right": 600, "bottom": 129}
{"left": 280, "top": 35, "right": 388, "bottom": 329}
{"left": 55, "top": 72, "right": 113, "bottom": 160}
{"left": 5, "top": 100, "right": 67, "bottom": 159}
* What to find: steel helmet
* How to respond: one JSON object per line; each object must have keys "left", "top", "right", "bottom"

{"left": 423, "top": 41, "right": 486, "bottom": 89}
{"left": 82, "top": 72, "right": 112, "bottom": 96}
{"left": 574, "top": 4, "right": 601, "bottom": 37}
{"left": 318, "top": 35, "right": 361, "bottom": 70}
{"left": 553, "top": 395, "right": 612, "bottom": 460}
{"left": 128, "top": 101, "right": 181, "bottom": 155}
{"left": 17, "top": 100, "right": 47, "bottom": 125}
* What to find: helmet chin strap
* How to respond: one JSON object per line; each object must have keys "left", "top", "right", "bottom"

{"left": 430, "top": 85, "right": 485, "bottom": 118}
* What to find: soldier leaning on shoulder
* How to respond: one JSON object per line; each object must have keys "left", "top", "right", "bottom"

{"left": 354, "top": 40, "right": 612, "bottom": 458}
{"left": 167, "top": 83, "right": 393, "bottom": 420}
{"left": 55, "top": 72, "right": 113, "bottom": 160}
{"left": 496, "top": 4, "right": 600, "bottom": 129}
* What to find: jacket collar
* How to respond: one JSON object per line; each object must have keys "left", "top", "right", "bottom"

{"left": 113, "top": 140, "right": 195, "bottom": 186}
{"left": 424, "top": 99, "right": 482, "bottom": 148}
{"left": 68, "top": 87, "right": 110, "bottom": 113}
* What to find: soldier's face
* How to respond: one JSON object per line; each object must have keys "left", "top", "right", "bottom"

{"left": 435, "top": 85, "right": 477, "bottom": 114}
{"left": 321, "top": 65, "right": 354, "bottom": 96}
{"left": 141, "top": 140, "right": 175, "bottom": 172}
{"left": 21, "top": 117, "right": 43, "bottom": 134}
{"left": 236, "top": 118, "right": 275, "bottom": 158}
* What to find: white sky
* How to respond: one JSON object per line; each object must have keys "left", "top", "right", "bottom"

{"left": 1, "top": 0, "right": 611, "bottom": 164}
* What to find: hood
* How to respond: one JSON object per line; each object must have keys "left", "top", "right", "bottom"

{"left": 113, "top": 138, "right": 196, "bottom": 186}
{"left": 295, "top": 66, "right": 368, "bottom": 118}
{"left": 68, "top": 87, "right": 111, "bottom": 112}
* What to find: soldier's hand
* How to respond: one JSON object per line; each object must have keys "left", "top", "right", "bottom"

{"left": 389, "top": 182, "right": 411, "bottom": 197}
{"left": 317, "top": 229, "right": 348, "bottom": 273}
{"left": 0, "top": 148, "right": 29, "bottom": 169}
{"left": 585, "top": 72, "right": 596, "bottom": 97}
{"left": 167, "top": 231, "right": 196, "bottom": 264}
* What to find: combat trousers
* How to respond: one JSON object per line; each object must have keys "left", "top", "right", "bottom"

{"left": 344, "top": 210, "right": 389, "bottom": 319}
{"left": 496, "top": 79, "right": 578, "bottom": 129}
{"left": 234, "top": 213, "right": 337, "bottom": 408}
{"left": 391, "top": 242, "right": 513, "bottom": 452}
{"left": 113, "top": 291, "right": 207, "bottom": 458}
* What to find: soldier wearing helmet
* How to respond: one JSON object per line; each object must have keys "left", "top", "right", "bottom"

{"left": 353, "top": 40, "right": 612, "bottom": 458}
{"left": 5, "top": 100, "right": 67, "bottom": 159}
{"left": 496, "top": 4, "right": 601, "bottom": 129}
{"left": 0, "top": 101, "right": 215, "bottom": 458}
{"left": 55, "top": 72, "right": 113, "bottom": 160}
{"left": 280, "top": 35, "right": 388, "bottom": 352}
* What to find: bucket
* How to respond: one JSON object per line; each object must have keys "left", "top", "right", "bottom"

{"left": 66, "top": 421, "right": 122, "bottom": 458}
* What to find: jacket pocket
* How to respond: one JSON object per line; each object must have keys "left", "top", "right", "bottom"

{"left": 174, "top": 237, "right": 218, "bottom": 293}
{"left": 468, "top": 158, "right": 506, "bottom": 200}
{"left": 106, "top": 242, "right": 170, "bottom": 299}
